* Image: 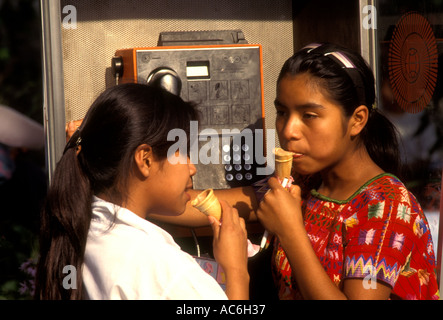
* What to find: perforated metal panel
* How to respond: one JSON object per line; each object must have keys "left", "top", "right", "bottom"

{"left": 59, "top": 0, "right": 293, "bottom": 141}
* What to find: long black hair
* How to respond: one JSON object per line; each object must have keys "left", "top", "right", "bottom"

{"left": 35, "top": 83, "right": 198, "bottom": 299}
{"left": 278, "top": 43, "right": 402, "bottom": 178}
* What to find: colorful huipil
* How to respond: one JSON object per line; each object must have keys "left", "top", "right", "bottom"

{"left": 254, "top": 173, "right": 440, "bottom": 300}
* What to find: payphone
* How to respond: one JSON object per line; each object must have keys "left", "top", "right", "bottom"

{"left": 111, "top": 31, "right": 265, "bottom": 190}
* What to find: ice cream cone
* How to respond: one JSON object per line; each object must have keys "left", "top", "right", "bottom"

{"left": 274, "top": 147, "right": 294, "bottom": 179}
{"left": 191, "top": 188, "right": 222, "bottom": 221}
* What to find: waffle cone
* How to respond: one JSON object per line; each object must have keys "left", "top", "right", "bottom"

{"left": 191, "top": 188, "right": 222, "bottom": 221}
{"left": 274, "top": 148, "right": 294, "bottom": 179}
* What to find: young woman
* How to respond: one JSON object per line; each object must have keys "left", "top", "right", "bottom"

{"left": 255, "top": 43, "right": 439, "bottom": 300}
{"left": 35, "top": 84, "right": 249, "bottom": 300}
{"left": 152, "top": 43, "right": 439, "bottom": 300}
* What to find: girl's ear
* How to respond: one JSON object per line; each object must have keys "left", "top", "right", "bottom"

{"left": 134, "top": 144, "right": 153, "bottom": 178}
{"left": 350, "top": 105, "right": 369, "bottom": 137}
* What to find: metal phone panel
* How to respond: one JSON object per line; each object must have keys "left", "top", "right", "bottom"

{"left": 131, "top": 45, "right": 265, "bottom": 189}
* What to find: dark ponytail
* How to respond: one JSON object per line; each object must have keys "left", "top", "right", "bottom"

{"left": 35, "top": 84, "right": 198, "bottom": 299}
{"left": 361, "top": 109, "right": 402, "bottom": 178}
{"left": 278, "top": 43, "right": 402, "bottom": 177}
{"left": 35, "top": 145, "right": 92, "bottom": 300}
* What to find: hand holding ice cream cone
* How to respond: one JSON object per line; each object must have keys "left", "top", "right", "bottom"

{"left": 260, "top": 148, "right": 295, "bottom": 250}
{"left": 191, "top": 188, "right": 222, "bottom": 221}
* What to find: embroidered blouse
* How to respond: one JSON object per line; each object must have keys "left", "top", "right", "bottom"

{"left": 254, "top": 173, "right": 440, "bottom": 300}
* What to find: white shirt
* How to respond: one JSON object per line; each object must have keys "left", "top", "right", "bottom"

{"left": 82, "top": 196, "right": 227, "bottom": 300}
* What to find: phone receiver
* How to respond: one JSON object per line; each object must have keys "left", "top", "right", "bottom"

{"left": 147, "top": 68, "right": 182, "bottom": 96}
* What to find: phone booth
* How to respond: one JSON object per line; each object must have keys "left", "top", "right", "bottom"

{"left": 40, "top": 0, "right": 443, "bottom": 298}
{"left": 112, "top": 37, "right": 265, "bottom": 190}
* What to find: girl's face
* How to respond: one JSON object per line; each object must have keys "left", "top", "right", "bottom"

{"left": 147, "top": 151, "right": 196, "bottom": 215}
{"left": 275, "top": 73, "right": 354, "bottom": 176}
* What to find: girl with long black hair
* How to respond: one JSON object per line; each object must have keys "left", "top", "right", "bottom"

{"left": 153, "top": 43, "right": 439, "bottom": 300}
{"left": 35, "top": 83, "right": 249, "bottom": 300}
{"left": 255, "top": 43, "right": 438, "bottom": 299}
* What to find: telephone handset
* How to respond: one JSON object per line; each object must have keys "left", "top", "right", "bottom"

{"left": 146, "top": 68, "right": 182, "bottom": 96}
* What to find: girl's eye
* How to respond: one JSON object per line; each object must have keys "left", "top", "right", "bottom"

{"left": 276, "top": 109, "right": 286, "bottom": 117}
{"left": 303, "top": 113, "right": 318, "bottom": 119}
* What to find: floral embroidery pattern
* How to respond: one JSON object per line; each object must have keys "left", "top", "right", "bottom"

{"left": 262, "top": 174, "right": 440, "bottom": 300}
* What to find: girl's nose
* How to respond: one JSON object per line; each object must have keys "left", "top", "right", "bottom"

{"left": 188, "top": 157, "right": 197, "bottom": 177}
{"left": 281, "top": 116, "right": 302, "bottom": 141}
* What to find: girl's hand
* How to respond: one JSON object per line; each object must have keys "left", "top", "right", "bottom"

{"left": 209, "top": 200, "right": 249, "bottom": 300}
{"left": 65, "top": 119, "right": 83, "bottom": 142}
{"left": 210, "top": 200, "right": 248, "bottom": 272}
{"left": 257, "top": 176, "right": 303, "bottom": 240}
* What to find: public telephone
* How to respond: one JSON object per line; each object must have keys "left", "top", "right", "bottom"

{"left": 112, "top": 32, "right": 266, "bottom": 190}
